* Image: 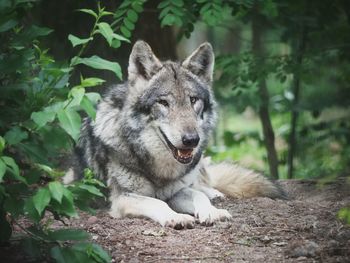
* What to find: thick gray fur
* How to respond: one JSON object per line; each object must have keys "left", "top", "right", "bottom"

{"left": 68, "top": 41, "right": 239, "bottom": 228}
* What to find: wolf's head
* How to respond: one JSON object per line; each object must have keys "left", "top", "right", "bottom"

{"left": 124, "top": 41, "right": 216, "bottom": 167}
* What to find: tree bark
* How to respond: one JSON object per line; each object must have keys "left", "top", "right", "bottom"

{"left": 287, "top": 28, "right": 307, "bottom": 179}
{"left": 251, "top": 6, "right": 279, "bottom": 179}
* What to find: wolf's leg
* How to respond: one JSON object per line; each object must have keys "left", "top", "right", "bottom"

{"left": 168, "top": 187, "right": 231, "bottom": 226}
{"left": 109, "top": 193, "right": 195, "bottom": 229}
{"left": 194, "top": 184, "right": 225, "bottom": 200}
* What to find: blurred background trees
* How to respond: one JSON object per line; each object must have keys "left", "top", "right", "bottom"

{"left": 2, "top": 0, "right": 350, "bottom": 182}
{"left": 22, "top": 0, "right": 349, "bottom": 181}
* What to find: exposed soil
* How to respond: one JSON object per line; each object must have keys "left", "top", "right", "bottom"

{"left": 1, "top": 179, "right": 350, "bottom": 262}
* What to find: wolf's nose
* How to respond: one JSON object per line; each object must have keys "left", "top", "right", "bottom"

{"left": 182, "top": 133, "right": 200, "bottom": 147}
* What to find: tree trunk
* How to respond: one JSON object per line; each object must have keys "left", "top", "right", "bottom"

{"left": 287, "top": 28, "right": 307, "bottom": 179}
{"left": 251, "top": 6, "right": 279, "bottom": 179}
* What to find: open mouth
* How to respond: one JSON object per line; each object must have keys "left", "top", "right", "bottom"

{"left": 159, "top": 129, "right": 194, "bottom": 164}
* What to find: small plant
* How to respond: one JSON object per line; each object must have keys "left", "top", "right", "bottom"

{"left": 0, "top": 1, "right": 132, "bottom": 261}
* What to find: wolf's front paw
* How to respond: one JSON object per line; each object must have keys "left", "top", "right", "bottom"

{"left": 164, "top": 213, "right": 195, "bottom": 230}
{"left": 195, "top": 207, "right": 232, "bottom": 226}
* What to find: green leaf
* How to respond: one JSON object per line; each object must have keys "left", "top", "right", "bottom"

{"left": 0, "top": 136, "right": 5, "bottom": 152}
{"left": 77, "top": 9, "right": 98, "bottom": 18}
{"left": 161, "top": 14, "right": 176, "bottom": 27}
{"left": 19, "top": 143, "right": 49, "bottom": 167}
{"left": 0, "top": 159, "right": 5, "bottom": 182}
{"left": 31, "top": 110, "right": 56, "bottom": 128}
{"left": 338, "top": 207, "right": 350, "bottom": 224}
{"left": 16, "top": 25, "right": 53, "bottom": 42}
{"left": 1, "top": 156, "right": 26, "bottom": 184}
{"left": 71, "top": 56, "right": 122, "bottom": 80}
{"left": 78, "top": 184, "right": 104, "bottom": 197}
{"left": 158, "top": 0, "right": 170, "bottom": 9}
{"left": 101, "top": 11, "right": 114, "bottom": 17}
{"left": 50, "top": 246, "right": 65, "bottom": 263}
{"left": 81, "top": 77, "right": 105, "bottom": 88}
{"left": 97, "top": 22, "right": 114, "bottom": 46}
{"left": 159, "top": 6, "right": 172, "bottom": 19}
{"left": 83, "top": 178, "right": 106, "bottom": 188}
{"left": 81, "top": 96, "right": 96, "bottom": 119}
{"left": 34, "top": 163, "right": 58, "bottom": 177}
{"left": 2, "top": 156, "right": 19, "bottom": 176}
{"left": 85, "top": 92, "right": 101, "bottom": 105}
{"left": 111, "top": 39, "right": 121, "bottom": 49}
{"left": 83, "top": 168, "right": 94, "bottom": 180}
{"left": 114, "top": 9, "right": 127, "bottom": 18}
{"left": 132, "top": 2, "right": 143, "bottom": 12}
{"left": 127, "top": 9, "right": 138, "bottom": 22}
{"left": 73, "top": 243, "right": 111, "bottom": 263}
{"left": 44, "top": 101, "right": 65, "bottom": 114}
{"left": 59, "top": 194, "right": 78, "bottom": 218}
{"left": 112, "top": 33, "right": 130, "bottom": 43}
{"left": 62, "top": 187, "right": 74, "bottom": 204}
{"left": 57, "top": 109, "right": 82, "bottom": 141}
{"left": 49, "top": 182, "right": 64, "bottom": 203}
{"left": 123, "top": 18, "right": 135, "bottom": 31}
{"left": 33, "top": 188, "right": 51, "bottom": 215}
{"left": 51, "top": 246, "right": 90, "bottom": 263}
{"left": 68, "top": 34, "right": 93, "bottom": 47}
{"left": 24, "top": 198, "right": 41, "bottom": 222}
{"left": 4, "top": 126, "right": 28, "bottom": 145}
{"left": 48, "top": 229, "right": 89, "bottom": 241}
{"left": 69, "top": 87, "right": 85, "bottom": 107}
{"left": 89, "top": 243, "right": 112, "bottom": 263}
{"left": 25, "top": 169, "right": 41, "bottom": 185}
{"left": 0, "top": 19, "right": 18, "bottom": 33}
{"left": 172, "top": 0, "right": 184, "bottom": 7}
{"left": 120, "top": 26, "right": 131, "bottom": 38}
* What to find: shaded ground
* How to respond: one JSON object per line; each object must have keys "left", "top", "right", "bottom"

{"left": 2, "top": 179, "right": 350, "bottom": 262}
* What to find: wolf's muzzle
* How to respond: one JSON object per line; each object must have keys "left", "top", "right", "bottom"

{"left": 182, "top": 133, "right": 200, "bottom": 148}
{"left": 159, "top": 129, "right": 196, "bottom": 164}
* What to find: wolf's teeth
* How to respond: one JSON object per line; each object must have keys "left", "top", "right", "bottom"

{"left": 177, "top": 149, "right": 181, "bottom": 156}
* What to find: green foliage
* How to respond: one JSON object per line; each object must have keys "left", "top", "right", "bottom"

{"left": 198, "top": 0, "right": 232, "bottom": 27}
{"left": 215, "top": 52, "right": 292, "bottom": 113}
{"left": 51, "top": 242, "right": 111, "bottom": 263}
{"left": 338, "top": 207, "right": 350, "bottom": 225}
{"left": 207, "top": 0, "right": 350, "bottom": 181}
{"left": 68, "top": 3, "right": 126, "bottom": 79}
{"left": 71, "top": 56, "right": 122, "bottom": 80}
{"left": 158, "top": 0, "right": 185, "bottom": 27}
{"left": 112, "top": 0, "right": 145, "bottom": 45}
{"left": 157, "top": 0, "right": 233, "bottom": 38}
{"left": 0, "top": 0, "right": 135, "bottom": 261}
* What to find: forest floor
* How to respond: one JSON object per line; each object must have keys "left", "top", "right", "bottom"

{"left": 1, "top": 179, "right": 350, "bottom": 262}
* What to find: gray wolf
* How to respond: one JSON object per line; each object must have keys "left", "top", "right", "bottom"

{"left": 65, "top": 40, "right": 284, "bottom": 229}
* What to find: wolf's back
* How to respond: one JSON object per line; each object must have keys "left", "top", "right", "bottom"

{"left": 206, "top": 162, "right": 285, "bottom": 199}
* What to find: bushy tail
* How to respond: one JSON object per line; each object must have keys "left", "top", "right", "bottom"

{"left": 206, "top": 162, "right": 286, "bottom": 199}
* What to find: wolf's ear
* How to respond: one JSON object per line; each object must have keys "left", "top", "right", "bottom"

{"left": 128, "top": 41, "right": 162, "bottom": 81}
{"left": 182, "top": 43, "right": 214, "bottom": 83}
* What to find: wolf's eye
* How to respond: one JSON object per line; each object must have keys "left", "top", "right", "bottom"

{"left": 158, "top": 100, "right": 169, "bottom": 107}
{"left": 190, "top": 96, "right": 198, "bottom": 104}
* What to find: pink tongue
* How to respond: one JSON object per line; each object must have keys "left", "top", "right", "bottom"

{"left": 178, "top": 149, "right": 193, "bottom": 157}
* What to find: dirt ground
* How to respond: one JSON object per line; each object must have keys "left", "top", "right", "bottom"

{"left": 1, "top": 179, "right": 350, "bottom": 262}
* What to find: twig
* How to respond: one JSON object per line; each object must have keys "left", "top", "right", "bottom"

{"left": 11, "top": 219, "right": 51, "bottom": 244}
